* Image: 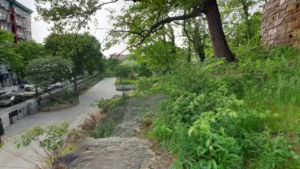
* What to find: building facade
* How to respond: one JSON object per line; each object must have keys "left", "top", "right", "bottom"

{"left": 109, "top": 54, "right": 127, "bottom": 60}
{"left": 260, "top": 0, "right": 300, "bottom": 47}
{"left": 0, "top": 0, "right": 33, "bottom": 88}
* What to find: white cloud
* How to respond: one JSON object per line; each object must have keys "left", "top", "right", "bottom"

{"left": 17, "top": 0, "right": 130, "bottom": 58}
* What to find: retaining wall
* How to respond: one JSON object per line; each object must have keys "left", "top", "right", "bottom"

{"left": 260, "top": 0, "right": 300, "bottom": 46}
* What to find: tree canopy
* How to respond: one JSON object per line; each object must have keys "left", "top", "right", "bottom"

{"left": 25, "top": 56, "right": 73, "bottom": 90}
{"left": 44, "top": 33, "right": 105, "bottom": 92}
{"left": 0, "top": 30, "right": 21, "bottom": 65}
{"left": 34, "top": 0, "right": 237, "bottom": 61}
{"left": 13, "top": 40, "right": 50, "bottom": 78}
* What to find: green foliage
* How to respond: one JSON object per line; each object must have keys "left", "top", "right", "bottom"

{"left": 47, "top": 90, "right": 77, "bottom": 106}
{"left": 14, "top": 121, "right": 69, "bottom": 151}
{"left": 137, "top": 45, "right": 300, "bottom": 168}
{"left": 0, "top": 30, "right": 21, "bottom": 65}
{"left": 90, "top": 96, "right": 126, "bottom": 109}
{"left": 120, "top": 60, "right": 139, "bottom": 73}
{"left": 90, "top": 98, "right": 110, "bottom": 109}
{"left": 114, "top": 77, "right": 139, "bottom": 85}
{"left": 25, "top": 56, "right": 73, "bottom": 90}
{"left": 139, "top": 62, "right": 153, "bottom": 77}
{"left": 104, "top": 69, "right": 116, "bottom": 77}
{"left": 115, "top": 64, "right": 132, "bottom": 80}
{"left": 93, "top": 120, "right": 116, "bottom": 138}
{"left": 44, "top": 33, "right": 105, "bottom": 89}
{"left": 14, "top": 40, "right": 50, "bottom": 78}
{"left": 136, "top": 40, "right": 178, "bottom": 74}
{"left": 139, "top": 105, "right": 155, "bottom": 126}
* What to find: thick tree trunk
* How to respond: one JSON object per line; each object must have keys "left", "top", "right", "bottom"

{"left": 203, "top": 0, "right": 235, "bottom": 62}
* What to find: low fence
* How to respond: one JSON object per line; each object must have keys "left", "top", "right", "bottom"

{"left": 39, "top": 74, "right": 101, "bottom": 106}
{"left": 0, "top": 100, "right": 37, "bottom": 129}
{"left": 0, "top": 74, "right": 101, "bottom": 132}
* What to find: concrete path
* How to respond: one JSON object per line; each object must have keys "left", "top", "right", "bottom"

{"left": 0, "top": 78, "right": 122, "bottom": 169}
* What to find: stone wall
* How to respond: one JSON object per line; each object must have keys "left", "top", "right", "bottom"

{"left": 261, "top": 0, "right": 300, "bottom": 46}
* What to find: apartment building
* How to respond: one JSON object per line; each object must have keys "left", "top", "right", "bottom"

{"left": 0, "top": 0, "right": 33, "bottom": 88}
{"left": 109, "top": 54, "right": 127, "bottom": 60}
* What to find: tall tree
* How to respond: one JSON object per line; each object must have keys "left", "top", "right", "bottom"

{"left": 0, "top": 30, "right": 21, "bottom": 65}
{"left": 176, "top": 17, "right": 210, "bottom": 62}
{"left": 25, "top": 56, "right": 73, "bottom": 97}
{"left": 219, "top": 0, "right": 263, "bottom": 46}
{"left": 13, "top": 40, "right": 49, "bottom": 78}
{"left": 34, "top": 0, "right": 236, "bottom": 62}
{"left": 44, "top": 33, "right": 105, "bottom": 96}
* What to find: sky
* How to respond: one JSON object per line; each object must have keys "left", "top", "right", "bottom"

{"left": 17, "top": 0, "right": 131, "bottom": 58}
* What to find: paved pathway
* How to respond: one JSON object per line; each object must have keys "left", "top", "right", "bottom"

{"left": 0, "top": 78, "right": 122, "bottom": 169}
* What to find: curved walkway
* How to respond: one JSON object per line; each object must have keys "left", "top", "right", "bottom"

{"left": 0, "top": 78, "right": 122, "bottom": 169}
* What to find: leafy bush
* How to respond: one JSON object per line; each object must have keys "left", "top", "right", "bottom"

{"left": 137, "top": 46, "right": 300, "bottom": 168}
{"left": 120, "top": 60, "right": 139, "bottom": 73}
{"left": 90, "top": 96, "right": 126, "bottom": 110}
{"left": 139, "top": 62, "right": 152, "bottom": 77}
{"left": 92, "top": 119, "right": 116, "bottom": 138}
{"left": 104, "top": 69, "right": 115, "bottom": 77}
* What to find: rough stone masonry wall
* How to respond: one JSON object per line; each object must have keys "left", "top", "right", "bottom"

{"left": 261, "top": 0, "right": 300, "bottom": 46}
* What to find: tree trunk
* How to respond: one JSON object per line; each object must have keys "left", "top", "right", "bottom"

{"left": 120, "top": 77, "right": 121, "bottom": 84}
{"left": 74, "top": 75, "right": 77, "bottom": 93}
{"left": 193, "top": 22, "right": 205, "bottom": 62}
{"left": 73, "top": 74, "right": 79, "bottom": 104}
{"left": 241, "top": 0, "right": 251, "bottom": 41}
{"left": 187, "top": 45, "right": 191, "bottom": 63}
{"left": 203, "top": 0, "right": 235, "bottom": 62}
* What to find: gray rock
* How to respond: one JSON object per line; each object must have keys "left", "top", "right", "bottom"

{"left": 71, "top": 137, "right": 156, "bottom": 169}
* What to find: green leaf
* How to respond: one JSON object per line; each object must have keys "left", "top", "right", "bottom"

{"left": 211, "top": 159, "right": 218, "bottom": 169}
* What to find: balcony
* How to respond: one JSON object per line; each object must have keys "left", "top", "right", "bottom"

{"left": 0, "top": 17, "right": 10, "bottom": 24}
{"left": 16, "top": 22, "right": 24, "bottom": 27}
{"left": 17, "top": 34, "right": 25, "bottom": 39}
{"left": 15, "top": 9, "right": 22, "bottom": 16}
{"left": 0, "top": 15, "right": 7, "bottom": 20}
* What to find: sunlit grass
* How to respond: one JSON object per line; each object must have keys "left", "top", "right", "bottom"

{"left": 114, "top": 77, "right": 140, "bottom": 85}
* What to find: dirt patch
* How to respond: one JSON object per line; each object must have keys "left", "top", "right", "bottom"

{"left": 39, "top": 104, "right": 74, "bottom": 112}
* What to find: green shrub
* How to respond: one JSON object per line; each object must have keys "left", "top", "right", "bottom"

{"left": 137, "top": 46, "right": 300, "bottom": 168}
{"left": 93, "top": 119, "right": 116, "bottom": 138}
{"left": 90, "top": 96, "right": 126, "bottom": 109}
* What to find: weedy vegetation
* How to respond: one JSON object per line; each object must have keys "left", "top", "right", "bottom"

{"left": 135, "top": 45, "right": 300, "bottom": 168}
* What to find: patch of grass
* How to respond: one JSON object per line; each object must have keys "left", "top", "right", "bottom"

{"left": 90, "top": 96, "right": 127, "bottom": 109}
{"left": 114, "top": 77, "right": 139, "bottom": 85}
